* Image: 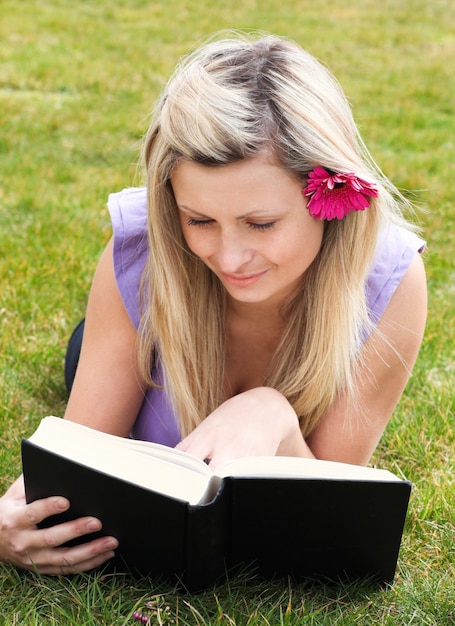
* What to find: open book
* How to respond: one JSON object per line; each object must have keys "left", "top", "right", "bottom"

{"left": 22, "top": 416, "right": 411, "bottom": 590}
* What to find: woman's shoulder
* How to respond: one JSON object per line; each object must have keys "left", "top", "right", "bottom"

{"left": 107, "top": 187, "right": 149, "bottom": 329}
{"left": 366, "top": 223, "right": 426, "bottom": 324}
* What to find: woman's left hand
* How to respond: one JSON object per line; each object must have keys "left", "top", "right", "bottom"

{"left": 176, "top": 387, "right": 310, "bottom": 468}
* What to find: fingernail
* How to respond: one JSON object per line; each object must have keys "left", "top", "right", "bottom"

{"left": 54, "top": 497, "right": 69, "bottom": 511}
{"left": 104, "top": 538, "right": 118, "bottom": 550}
{"left": 87, "top": 519, "right": 102, "bottom": 531}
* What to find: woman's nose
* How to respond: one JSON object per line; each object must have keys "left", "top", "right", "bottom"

{"left": 216, "top": 232, "right": 254, "bottom": 273}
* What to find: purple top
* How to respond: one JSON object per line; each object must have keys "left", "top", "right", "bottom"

{"left": 108, "top": 187, "right": 425, "bottom": 447}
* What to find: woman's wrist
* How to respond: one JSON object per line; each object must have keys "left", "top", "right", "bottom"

{"left": 252, "top": 387, "right": 314, "bottom": 458}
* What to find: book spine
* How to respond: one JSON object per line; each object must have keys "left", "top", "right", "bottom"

{"left": 183, "top": 479, "right": 231, "bottom": 591}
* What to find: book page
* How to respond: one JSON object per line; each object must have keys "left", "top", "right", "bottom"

{"left": 124, "top": 433, "right": 402, "bottom": 482}
{"left": 28, "top": 417, "right": 402, "bottom": 508}
{"left": 28, "top": 417, "right": 212, "bottom": 505}
{"left": 215, "top": 455, "right": 402, "bottom": 482}
{"left": 120, "top": 435, "right": 212, "bottom": 475}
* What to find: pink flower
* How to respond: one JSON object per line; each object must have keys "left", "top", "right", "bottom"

{"left": 303, "top": 167, "right": 379, "bottom": 221}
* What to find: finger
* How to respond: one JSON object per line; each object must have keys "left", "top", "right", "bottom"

{"left": 30, "top": 549, "right": 117, "bottom": 575}
{"left": 50, "top": 549, "right": 117, "bottom": 575}
{"left": 175, "top": 434, "right": 193, "bottom": 452}
{"left": 32, "top": 537, "right": 119, "bottom": 575}
{"left": 207, "top": 449, "right": 236, "bottom": 470}
{"left": 21, "top": 496, "right": 71, "bottom": 528}
{"left": 8, "top": 518, "right": 116, "bottom": 569}
{"left": 35, "top": 515, "right": 105, "bottom": 549}
{"left": 176, "top": 433, "right": 214, "bottom": 462}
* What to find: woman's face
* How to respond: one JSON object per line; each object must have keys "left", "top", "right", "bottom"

{"left": 171, "top": 153, "right": 324, "bottom": 311}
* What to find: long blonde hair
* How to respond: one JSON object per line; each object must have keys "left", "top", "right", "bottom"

{"left": 138, "top": 33, "right": 412, "bottom": 437}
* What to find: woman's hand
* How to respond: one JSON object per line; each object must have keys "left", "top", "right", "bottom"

{"left": 176, "top": 387, "right": 312, "bottom": 468}
{"left": 0, "top": 477, "right": 118, "bottom": 574}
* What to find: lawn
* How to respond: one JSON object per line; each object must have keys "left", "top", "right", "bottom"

{"left": 0, "top": 0, "right": 454, "bottom": 624}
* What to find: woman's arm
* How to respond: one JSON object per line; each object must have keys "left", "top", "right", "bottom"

{"left": 64, "top": 238, "right": 146, "bottom": 434}
{"left": 0, "top": 240, "right": 146, "bottom": 572}
{"left": 306, "top": 252, "right": 427, "bottom": 464}
{"left": 177, "top": 386, "right": 307, "bottom": 467}
{"left": 179, "top": 253, "right": 427, "bottom": 468}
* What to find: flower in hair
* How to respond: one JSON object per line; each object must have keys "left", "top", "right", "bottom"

{"left": 303, "top": 167, "right": 379, "bottom": 221}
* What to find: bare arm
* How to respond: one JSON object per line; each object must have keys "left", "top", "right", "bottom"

{"left": 0, "top": 240, "right": 146, "bottom": 573}
{"left": 179, "top": 253, "right": 427, "bottom": 467}
{"left": 306, "top": 252, "right": 427, "bottom": 464}
{"left": 64, "top": 238, "right": 146, "bottom": 434}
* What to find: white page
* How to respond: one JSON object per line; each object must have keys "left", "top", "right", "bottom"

{"left": 215, "top": 455, "right": 402, "bottom": 482}
{"left": 28, "top": 417, "right": 211, "bottom": 504}
{"left": 28, "top": 417, "right": 402, "bottom": 508}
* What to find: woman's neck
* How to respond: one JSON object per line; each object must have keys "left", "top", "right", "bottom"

{"left": 226, "top": 296, "right": 286, "bottom": 331}
{"left": 223, "top": 305, "right": 285, "bottom": 397}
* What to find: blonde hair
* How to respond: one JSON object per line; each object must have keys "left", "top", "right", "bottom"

{"left": 139, "top": 33, "right": 412, "bottom": 437}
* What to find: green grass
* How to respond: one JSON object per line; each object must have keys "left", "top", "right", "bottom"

{"left": 0, "top": 0, "right": 454, "bottom": 623}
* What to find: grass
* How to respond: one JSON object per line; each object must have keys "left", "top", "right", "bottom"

{"left": 0, "top": 0, "right": 454, "bottom": 623}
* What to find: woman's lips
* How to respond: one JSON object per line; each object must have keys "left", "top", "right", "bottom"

{"left": 221, "top": 270, "right": 268, "bottom": 287}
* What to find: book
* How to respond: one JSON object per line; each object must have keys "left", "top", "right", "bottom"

{"left": 22, "top": 416, "right": 411, "bottom": 590}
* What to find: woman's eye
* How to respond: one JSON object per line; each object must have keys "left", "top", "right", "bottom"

{"left": 185, "top": 218, "right": 275, "bottom": 230}
{"left": 248, "top": 222, "right": 276, "bottom": 231}
{"left": 186, "top": 218, "right": 213, "bottom": 227}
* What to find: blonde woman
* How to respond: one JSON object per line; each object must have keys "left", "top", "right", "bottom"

{"left": 0, "top": 34, "right": 426, "bottom": 573}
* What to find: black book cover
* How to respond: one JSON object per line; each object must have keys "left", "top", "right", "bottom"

{"left": 227, "top": 476, "right": 411, "bottom": 584}
{"left": 22, "top": 439, "right": 411, "bottom": 589}
{"left": 22, "top": 440, "right": 196, "bottom": 584}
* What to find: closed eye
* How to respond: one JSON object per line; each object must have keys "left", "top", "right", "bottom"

{"left": 186, "top": 218, "right": 213, "bottom": 227}
{"left": 248, "top": 222, "right": 276, "bottom": 230}
{"left": 185, "top": 218, "right": 276, "bottom": 230}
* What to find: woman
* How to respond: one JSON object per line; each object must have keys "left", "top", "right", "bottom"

{"left": 0, "top": 33, "right": 426, "bottom": 574}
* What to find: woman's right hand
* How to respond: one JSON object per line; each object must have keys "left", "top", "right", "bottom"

{"left": 0, "top": 477, "right": 118, "bottom": 574}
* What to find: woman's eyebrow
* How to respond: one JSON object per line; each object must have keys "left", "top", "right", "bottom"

{"left": 177, "top": 204, "right": 282, "bottom": 219}
{"left": 177, "top": 205, "right": 207, "bottom": 216}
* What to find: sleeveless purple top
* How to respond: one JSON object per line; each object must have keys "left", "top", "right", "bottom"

{"left": 108, "top": 187, "right": 425, "bottom": 447}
